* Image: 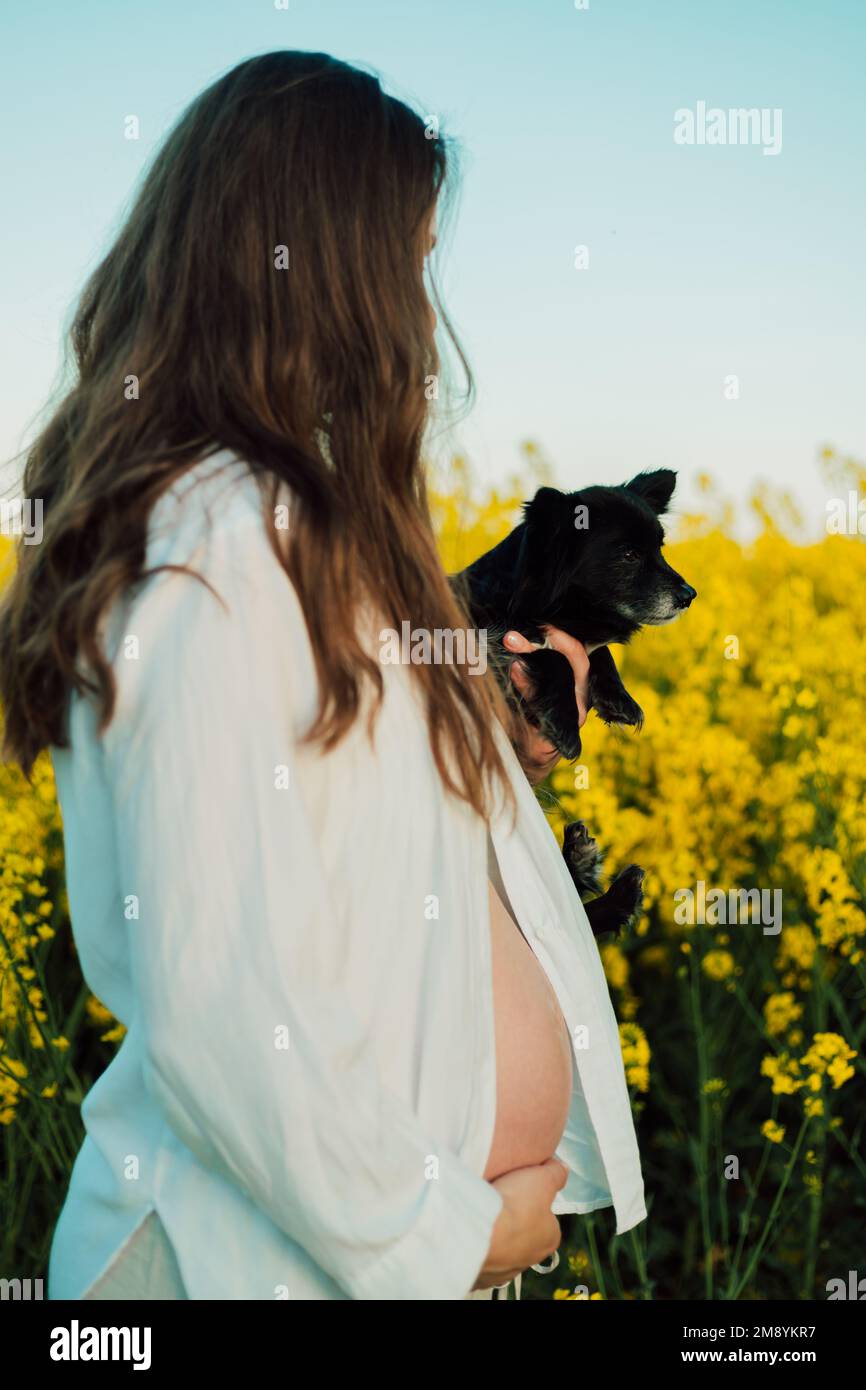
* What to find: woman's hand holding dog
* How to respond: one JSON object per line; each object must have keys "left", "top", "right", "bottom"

{"left": 505, "top": 626, "right": 590, "bottom": 784}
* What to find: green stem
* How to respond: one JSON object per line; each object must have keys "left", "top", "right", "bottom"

{"left": 829, "top": 1124, "right": 866, "bottom": 1185}
{"left": 730, "top": 980, "right": 782, "bottom": 1051}
{"left": 629, "top": 1226, "right": 652, "bottom": 1300}
{"left": 584, "top": 1213, "right": 608, "bottom": 1300}
{"left": 725, "top": 1135, "right": 774, "bottom": 1299}
{"left": 730, "top": 1116, "right": 809, "bottom": 1300}
{"left": 689, "top": 947, "right": 714, "bottom": 1299}
{"left": 715, "top": 1106, "right": 730, "bottom": 1257}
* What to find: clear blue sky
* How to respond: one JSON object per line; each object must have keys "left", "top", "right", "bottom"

{"left": 2, "top": 0, "right": 864, "bottom": 531}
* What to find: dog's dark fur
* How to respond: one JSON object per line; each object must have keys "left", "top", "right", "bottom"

{"left": 453, "top": 469, "right": 696, "bottom": 938}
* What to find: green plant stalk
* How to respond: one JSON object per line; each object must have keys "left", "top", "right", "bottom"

{"left": 730, "top": 1115, "right": 809, "bottom": 1300}
{"left": 605, "top": 1233, "right": 625, "bottom": 1301}
{"left": 731, "top": 979, "right": 782, "bottom": 1052}
{"left": 802, "top": 955, "right": 829, "bottom": 1298}
{"left": 824, "top": 980, "right": 866, "bottom": 1079}
{"left": 583, "top": 1213, "right": 608, "bottom": 1301}
{"left": 628, "top": 1226, "right": 652, "bottom": 1300}
{"left": 725, "top": 1132, "right": 774, "bottom": 1299}
{"left": 714, "top": 1106, "right": 730, "bottom": 1257}
{"left": 829, "top": 1122, "right": 866, "bottom": 1185}
{"left": 688, "top": 946, "right": 714, "bottom": 1299}
{"left": 802, "top": 1123, "right": 825, "bottom": 1299}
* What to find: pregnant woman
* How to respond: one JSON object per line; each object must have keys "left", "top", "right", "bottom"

{"left": 0, "top": 51, "right": 645, "bottom": 1300}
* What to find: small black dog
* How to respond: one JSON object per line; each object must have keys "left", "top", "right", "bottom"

{"left": 453, "top": 468, "right": 696, "bottom": 937}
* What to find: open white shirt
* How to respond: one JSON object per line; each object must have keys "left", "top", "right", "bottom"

{"left": 48, "top": 450, "right": 646, "bottom": 1301}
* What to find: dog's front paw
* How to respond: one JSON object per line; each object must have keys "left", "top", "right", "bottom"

{"left": 583, "top": 863, "right": 645, "bottom": 938}
{"left": 592, "top": 688, "right": 644, "bottom": 730}
{"left": 587, "top": 647, "right": 644, "bottom": 731}
{"left": 606, "top": 863, "right": 645, "bottom": 923}
{"left": 562, "top": 820, "right": 604, "bottom": 897}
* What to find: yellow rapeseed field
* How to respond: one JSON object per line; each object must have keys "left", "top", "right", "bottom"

{"left": 2, "top": 446, "right": 863, "bottom": 1298}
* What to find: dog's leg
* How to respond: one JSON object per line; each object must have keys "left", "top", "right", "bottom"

{"left": 588, "top": 646, "right": 643, "bottom": 730}
{"left": 562, "top": 820, "right": 644, "bottom": 938}
{"left": 562, "top": 820, "right": 604, "bottom": 897}
{"left": 583, "top": 865, "right": 645, "bottom": 939}
{"left": 512, "top": 646, "right": 644, "bottom": 762}
{"left": 514, "top": 647, "right": 583, "bottom": 759}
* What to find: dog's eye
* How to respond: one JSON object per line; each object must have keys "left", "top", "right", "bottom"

{"left": 621, "top": 548, "right": 640, "bottom": 563}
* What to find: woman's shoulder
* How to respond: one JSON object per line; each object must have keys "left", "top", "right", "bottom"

{"left": 144, "top": 449, "right": 278, "bottom": 569}
{"left": 100, "top": 450, "right": 315, "bottom": 734}
{"left": 104, "top": 449, "right": 301, "bottom": 662}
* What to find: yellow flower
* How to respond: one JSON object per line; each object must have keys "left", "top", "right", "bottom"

{"left": 637, "top": 944, "right": 669, "bottom": 971}
{"left": 762, "top": 1119, "right": 786, "bottom": 1144}
{"left": 800, "top": 1033, "right": 857, "bottom": 1091}
{"left": 703, "top": 1077, "right": 728, "bottom": 1097}
{"left": 601, "top": 943, "right": 629, "bottom": 991}
{"left": 775, "top": 926, "right": 816, "bottom": 975}
{"left": 702, "top": 950, "right": 736, "bottom": 982}
{"left": 100, "top": 1025, "right": 127, "bottom": 1044}
{"left": 827, "top": 1056, "right": 856, "bottom": 1089}
{"left": 619, "top": 1022, "right": 651, "bottom": 1093}
{"left": 761, "top": 1053, "right": 804, "bottom": 1095}
{"left": 764, "top": 992, "right": 803, "bottom": 1037}
{"left": 85, "top": 996, "right": 114, "bottom": 1026}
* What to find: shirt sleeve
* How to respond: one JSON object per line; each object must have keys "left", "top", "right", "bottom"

{"left": 99, "top": 503, "right": 502, "bottom": 1301}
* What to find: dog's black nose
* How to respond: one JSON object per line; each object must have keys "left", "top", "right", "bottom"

{"left": 678, "top": 583, "right": 697, "bottom": 607}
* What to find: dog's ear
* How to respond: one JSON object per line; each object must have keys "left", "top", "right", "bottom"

{"left": 521, "top": 485, "right": 577, "bottom": 533}
{"left": 624, "top": 469, "right": 677, "bottom": 514}
{"left": 511, "top": 487, "right": 580, "bottom": 616}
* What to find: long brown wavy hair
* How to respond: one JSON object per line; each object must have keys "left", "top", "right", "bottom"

{"left": 0, "top": 50, "right": 517, "bottom": 815}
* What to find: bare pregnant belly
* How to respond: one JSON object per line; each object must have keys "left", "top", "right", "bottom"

{"left": 484, "top": 881, "right": 573, "bottom": 1181}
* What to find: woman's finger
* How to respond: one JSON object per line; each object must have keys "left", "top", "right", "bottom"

{"left": 502, "top": 635, "right": 559, "bottom": 779}
{"left": 539, "top": 625, "right": 590, "bottom": 727}
{"left": 508, "top": 657, "right": 534, "bottom": 701}
{"left": 539, "top": 625, "right": 590, "bottom": 680}
{"left": 503, "top": 625, "right": 591, "bottom": 735}
{"left": 503, "top": 631, "right": 540, "bottom": 703}
{"left": 503, "top": 630, "right": 538, "bottom": 656}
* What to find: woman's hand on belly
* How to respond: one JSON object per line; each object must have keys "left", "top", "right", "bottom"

{"left": 472, "top": 1158, "right": 568, "bottom": 1291}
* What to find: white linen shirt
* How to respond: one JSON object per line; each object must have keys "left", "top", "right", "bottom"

{"left": 47, "top": 450, "right": 646, "bottom": 1302}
